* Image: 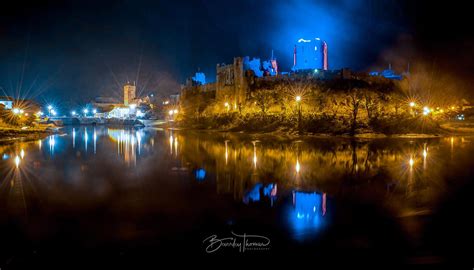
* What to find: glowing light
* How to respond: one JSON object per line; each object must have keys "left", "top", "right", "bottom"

{"left": 92, "top": 109, "right": 97, "bottom": 114}
{"left": 24, "top": 113, "right": 28, "bottom": 116}
{"left": 169, "top": 134, "right": 174, "bottom": 154}
{"left": 72, "top": 128, "right": 76, "bottom": 148}
{"left": 296, "top": 159, "right": 301, "bottom": 173}
{"left": 224, "top": 102, "right": 229, "bottom": 107}
{"left": 296, "top": 96, "right": 301, "bottom": 102}
{"left": 409, "top": 158, "right": 414, "bottom": 167}
{"left": 314, "top": 69, "right": 318, "bottom": 73}
{"left": 49, "top": 136, "right": 56, "bottom": 154}
{"left": 173, "top": 109, "right": 178, "bottom": 114}
{"left": 83, "top": 109, "right": 89, "bottom": 114}
{"left": 252, "top": 141, "right": 257, "bottom": 168}
{"left": 174, "top": 137, "right": 178, "bottom": 156}
{"left": 47, "top": 105, "right": 53, "bottom": 110}
{"left": 71, "top": 111, "right": 76, "bottom": 116}
{"left": 20, "top": 149, "right": 25, "bottom": 159}
{"left": 19, "top": 109, "right": 24, "bottom": 114}
{"left": 37, "top": 111, "right": 43, "bottom": 116}
{"left": 409, "top": 102, "right": 416, "bottom": 107}
{"left": 422, "top": 106, "right": 431, "bottom": 116}
{"left": 423, "top": 149, "right": 427, "bottom": 158}
{"left": 13, "top": 108, "right": 20, "bottom": 114}
{"left": 298, "top": 38, "right": 311, "bottom": 43}
{"left": 14, "top": 156, "right": 20, "bottom": 168}
{"left": 168, "top": 110, "right": 173, "bottom": 115}
{"left": 129, "top": 104, "right": 137, "bottom": 109}
{"left": 451, "top": 106, "right": 455, "bottom": 110}
{"left": 51, "top": 110, "right": 57, "bottom": 116}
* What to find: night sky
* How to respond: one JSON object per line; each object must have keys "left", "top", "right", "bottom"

{"left": 1, "top": 0, "right": 472, "bottom": 108}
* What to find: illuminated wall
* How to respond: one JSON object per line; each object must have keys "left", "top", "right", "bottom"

{"left": 293, "top": 38, "right": 328, "bottom": 71}
{"left": 123, "top": 83, "right": 136, "bottom": 105}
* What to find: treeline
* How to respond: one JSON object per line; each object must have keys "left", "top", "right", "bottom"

{"left": 178, "top": 76, "right": 442, "bottom": 135}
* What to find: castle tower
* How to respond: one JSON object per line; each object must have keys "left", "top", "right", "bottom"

{"left": 124, "top": 82, "right": 136, "bottom": 105}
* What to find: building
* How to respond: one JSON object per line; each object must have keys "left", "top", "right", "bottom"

{"left": 0, "top": 96, "right": 14, "bottom": 109}
{"left": 192, "top": 72, "right": 206, "bottom": 85}
{"left": 216, "top": 57, "right": 248, "bottom": 109}
{"left": 293, "top": 37, "right": 328, "bottom": 71}
{"left": 124, "top": 82, "right": 136, "bottom": 105}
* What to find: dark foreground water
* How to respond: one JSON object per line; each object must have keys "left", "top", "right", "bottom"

{"left": 1, "top": 127, "right": 473, "bottom": 267}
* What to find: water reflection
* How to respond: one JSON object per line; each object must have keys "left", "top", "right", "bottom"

{"left": 1, "top": 128, "right": 474, "bottom": 247}
{"left": 289, "top": 191, "right": 326, "bottom": 240}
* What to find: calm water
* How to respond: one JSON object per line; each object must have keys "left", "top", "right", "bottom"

{"left": 1, "top": 127, "right": 474, "bottom": 265}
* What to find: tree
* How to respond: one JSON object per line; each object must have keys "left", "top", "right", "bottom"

{"left": 250, "top": 88, "right": 277, "bottom": 114}
{"left": 363, "top": 90, "right": 379, "bottom": 121}
{"left": 342, "top": 88, "right": 364, "bottom": 135}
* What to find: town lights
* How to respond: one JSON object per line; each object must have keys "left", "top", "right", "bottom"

{"left": 173, "top": 109, "right": 178, "bottom": 114}
{"left": 51, "top": 109, "right": 57, "bottom": 116}
{"left": 14, "top": 155, "right": 20, "bottom": 168}
{"left": 47, "top": 105, "right": 54, "bottom": 117}
{"left": 92, "top": 109, "right": 97, "bottom": 114}
{"left": 423, "top": 106, "right": 431, "bottom": 116}
{"left": 83, "top": 108, "right": 89, "bottom": 115}
{"left": 12, "top": 108, "right": 20, "bottom": 115}
{"left": 168, "top": 110, "right": 173, "bottom": 116}
{"left": 296, "top": 95, "right": 301, "bottom": 102}
{"left": 409, "top": 101, "right": 416, "bottom": 107}
{"left": 71, "top": 111, "right": 76, "bottom": 116}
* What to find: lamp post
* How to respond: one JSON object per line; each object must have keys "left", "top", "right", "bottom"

{"left": 296, "top": 96, "right": 302, "bottom": 134}
{"left": 409, "top": 101, "right": 416, "bottom": 117}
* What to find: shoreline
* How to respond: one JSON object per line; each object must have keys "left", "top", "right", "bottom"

{"left": 163, "top": 122, "right": 471, "bottom": 140}
{"left": 0, "top": 127, "right": 60, "bottom": 145}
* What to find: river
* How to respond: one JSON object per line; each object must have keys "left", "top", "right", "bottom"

{"left": 1, "top": 126, "right": 473, "bottom": 265}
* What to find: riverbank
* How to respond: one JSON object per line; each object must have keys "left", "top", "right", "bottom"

{"left": 172, "top": 113, "right": 461, "bottom": 139}
{"left": 0, "top": 126, "right": 59, "bottom": 144}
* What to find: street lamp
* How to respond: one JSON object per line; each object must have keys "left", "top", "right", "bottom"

{"left": 71, "top": 111, "right": 76, "bottom": 116}
{"left": 173, "top": 109, "right": 178, "bottom": 114}
{"left": 296, "top": 96, "right": 302, "bottom": 134}
{"left": 12, "top": 108, "right": 20, "bottom": 115}
{"left": 83, "top": 108, "right": 89, "bottom": 117}
{"left": 47, "top": 105, "right": 54, "bottom": 117}
{"left": 224, "top": 102, "right": 230, "bottom": 112}
{"left": 409, "top": 101, "right": 416, "bottom": 107}
{"left": 168, "top": 110, "right": 174, "bottom": 116}
{"left": 92, "top": 109, "right": 97, "bottom": 114}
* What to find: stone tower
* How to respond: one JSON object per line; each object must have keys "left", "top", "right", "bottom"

{"left": 124, "top": 82, "right": 136, "bottom": 105}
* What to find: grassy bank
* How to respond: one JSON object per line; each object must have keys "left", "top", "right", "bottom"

{"left": 0, "top": 126, "right": 56, "bottom": 144}
{"left": 176, "top": 112, "right": 446, "bottom": 137}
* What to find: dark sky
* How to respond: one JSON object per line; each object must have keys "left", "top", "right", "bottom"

{"left": 1, "top": 0, "right": 472, "bottom": 108}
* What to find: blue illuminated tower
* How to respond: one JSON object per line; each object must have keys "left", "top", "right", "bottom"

{"left": 293, "top": 38, "right": 328, "bottom": 71}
